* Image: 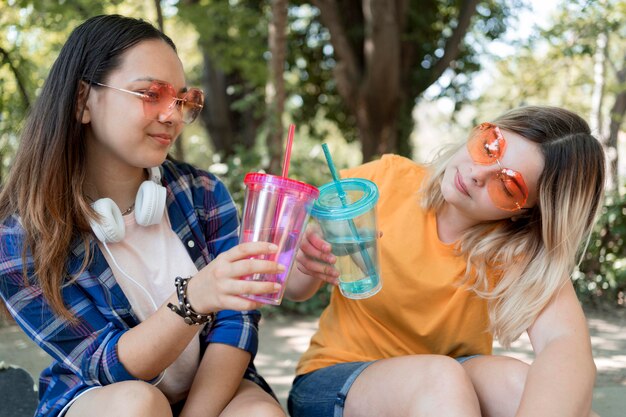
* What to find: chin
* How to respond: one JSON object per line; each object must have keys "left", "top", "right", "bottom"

{"left": 144, "top": 151, "right": 169, "bottom": 166}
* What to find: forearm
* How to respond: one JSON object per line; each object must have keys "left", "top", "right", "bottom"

{"left": 516, "top": 336, "right": 596, "bottom": 417}
{"left": 117, "top": 291, "right": 202, "bottom": 380}
{"left": 181, "top": 343, "right": 250, "bottom": 417}
{"left": 284, "top": 265, "right": 323, "bottom": 301}
{"left": 118, "top": 239, "right": 281, "bottom": 381}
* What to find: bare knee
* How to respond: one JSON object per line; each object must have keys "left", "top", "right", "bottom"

{"left": 418, "top": 356, "right": 474, "bottom": 394}
{"left": 463, "top": 356, "right": 529, "bottom": 417}
{"left": 66, "top": 380, "right": 171, "bottom": 417}
{"left": 114, "top": 381, "right": 171, "bottom": 417}
{"left": 499, "top": 359, "right": 529, "bottom": 403}
{"left": 224, "top": 401, "right": 285, "bottom": 417}
{"left": 409, "top": 356, "right": 480, "bottom": 416}
{"left": 220, "top": 380, "right": 285, "bottom": 417}
{"left": 257, "top": 402, "right": 286, "bottom": 417}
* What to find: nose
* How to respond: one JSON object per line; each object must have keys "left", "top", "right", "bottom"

{"left": 469, "top": 164, "right": 498, "bottom": 187}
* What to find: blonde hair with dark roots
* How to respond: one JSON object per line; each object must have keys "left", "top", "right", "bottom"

{"left": 422, "top": 106, "right": 605, "bottom": 347}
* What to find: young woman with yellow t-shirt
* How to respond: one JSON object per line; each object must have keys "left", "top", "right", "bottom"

{"left": 285, "top": 106, "right": 603, "bottom": 417}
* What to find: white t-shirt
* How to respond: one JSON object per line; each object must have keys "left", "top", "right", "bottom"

{"left": 99, "top": 210, "right": 200, "bottom": 404}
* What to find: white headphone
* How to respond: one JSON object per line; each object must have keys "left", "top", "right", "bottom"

{"left": 89, "top": 166, "right": 167, "bottom": 243}
{"left": 88, "top": 166, "right": 168, "bottom": 386}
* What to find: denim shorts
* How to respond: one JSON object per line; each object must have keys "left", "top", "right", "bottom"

{"left": 287, "top": 356, "right": 480, "bottom": 417}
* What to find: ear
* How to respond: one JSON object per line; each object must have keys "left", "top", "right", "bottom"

{"left": 76, "top": 81, "right": 91, "bottom": 124}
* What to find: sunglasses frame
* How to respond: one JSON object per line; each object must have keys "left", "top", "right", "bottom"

{"left": 92, "top": 80, "right": 204, "bottom": 124}
{"left": 467, "top": 123, "right": 529, "bottom": 211}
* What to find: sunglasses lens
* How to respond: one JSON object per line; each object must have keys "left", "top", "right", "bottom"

{"left": 467, "top": 123, "right": 506, "bottom": 165}
{"left": 141, "top": 82, "right": 176, "bottom": 120}
{"left": 181, "top": 89, "right": 204, "bottom": 124}
{"left": 141, "top": 82, "right": 204, "bottom": 124}
{"left": 487, "top": 170, "right": 529, "bottom": 211}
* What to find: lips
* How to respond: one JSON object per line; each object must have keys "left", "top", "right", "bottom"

{"left": 148, "top": 133, "right": 173, "bottom": 146}
{"left": 455, "top": 170, "right": 470, "bottom": 197}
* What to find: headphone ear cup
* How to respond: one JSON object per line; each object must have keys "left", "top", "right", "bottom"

{"left": 90, "top": 198, "right": 125, "bottom": 243}
{"left": 134, "top": 180, "right": 166, "bottom": 227}
{"left": 149, "top": 166, "right": 162, "bottom": 183}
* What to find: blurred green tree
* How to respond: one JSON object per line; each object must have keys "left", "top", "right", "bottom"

{"left": 177, "top": 0, "right": 269, "bottom": 161}
{"left": 288, "top": 0, "right": 520, "bottom": 160}
{"left": 474, "top": 0, "right": 625, "bottom": 190}
{"left": 543, "top": 0, "right": 626, "bottom": 192}
{"left": 0, "top": 0, "right": 122, "bottom": 181}
{"left": 176, "top": 1, "right": 520, "bottom": 165}
{"left": 473, "top": 0, "right": 626, "bottom": 308}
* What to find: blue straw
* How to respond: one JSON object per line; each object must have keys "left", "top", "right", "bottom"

{"left": 321, "top": 144, "right": 376, "bottom": 276}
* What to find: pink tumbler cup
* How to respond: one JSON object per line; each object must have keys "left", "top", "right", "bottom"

{"left": 239, "top": 173, "right": 319, "bottom": 305}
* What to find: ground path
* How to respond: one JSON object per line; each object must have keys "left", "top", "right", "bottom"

{"left": 1, "top": 309, "right": 624, "bottom": 416}
{"left": 255, "top": 309, "right": 626, "bottom": 416}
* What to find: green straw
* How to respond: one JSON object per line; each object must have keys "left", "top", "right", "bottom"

{"left": 322, "top": 144, "right": 348, "bottom": 203}
{"left": 321, "top": 143, "right": 376, "bottom": 277}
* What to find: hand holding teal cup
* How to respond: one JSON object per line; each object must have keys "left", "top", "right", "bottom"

{"left": 311, "top": 178, "right": 382, "bottom": 299}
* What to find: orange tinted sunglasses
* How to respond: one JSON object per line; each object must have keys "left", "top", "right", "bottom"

{"left": 466, "top": 122, "right": 529, "bottom": 211}
{"left": 93, "top": 80, "right": 204, "bottom": 124}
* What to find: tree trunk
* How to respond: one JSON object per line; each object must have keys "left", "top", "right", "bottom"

{"left": 429, "top": 0, "right": 479, "bottom": 84}
{"left": 0, "top": 46, "right": 31, "bottom": 110}
{"left": 314, "top": 0, "right": 406, "bottom": 161}
{"left": 314, "top": 0, "right": 478, "bottom": 161}
{"left": 607, "top": 91, "right": 626, "bottom": 193}
{"left": 266, "top": 0, "right": 288, "bottom": 175}
{"left": 154, "top": 0, "right": 164, "bottom": 33}
{"left": 199, "top": 50, "right": 259, "bottom": 157}
{"left": 605, "top": 53, "right": 626, "bottom": 193}
{"left": 201, "top": 51, "right": 235, "bottom": 155}
{"left": 590, "top": 31, "right": 607, "bottom": 139}
{"left": 355, "top": 101, "right": 398, "bottom": 161}
{"left": 153, "top": 0, "right": 184, "bottom": 161}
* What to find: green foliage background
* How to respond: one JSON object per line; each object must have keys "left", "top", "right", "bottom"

{"left": 576, "top": 193, "right": 626, "bottom": 309}
{"left": 1, "top": 0, "right": 625, "bottom": 315}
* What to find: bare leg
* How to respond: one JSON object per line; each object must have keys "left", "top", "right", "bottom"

{"left": 65, "top": 380, "right": 172, "bottom": 417}
{"left": 462, "top": 355, "right": 599, "bottom": 417}
{"left": 462, "top": 356, "right": 527, "bottom": 417}
{"left": 219, "top": 379, "right": 285, "bottom": 417}
{"left": 343, "top": 355, "right": 481, "bottom": 417}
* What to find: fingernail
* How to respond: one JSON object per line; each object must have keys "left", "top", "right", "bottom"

{"left": 277, "top": 264, "right": 286, "bottom": 272}
{"left": 268, "top": 244, "right": 278, "bottom": 251}
{"left": 273, "top": 283, "right": 282, "bottom": 290}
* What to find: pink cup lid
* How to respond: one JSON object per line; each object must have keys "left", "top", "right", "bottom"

{"left": 244, "top": 173, "right": 320, "bottom": 199}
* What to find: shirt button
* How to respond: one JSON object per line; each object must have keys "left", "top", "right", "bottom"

{"left": 187, "top": 240, "right": 195, "bottom": 248}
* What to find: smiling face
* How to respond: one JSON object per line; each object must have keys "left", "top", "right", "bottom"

{"left": 440, "top": 128, "right": 545, "bottom": 224}
{"left": 82, "top": 39, "right": 187, "bottom": 173}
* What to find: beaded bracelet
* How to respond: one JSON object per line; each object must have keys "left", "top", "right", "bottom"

{"left": 167, "top": 276, "right": 215, "bottom": 326}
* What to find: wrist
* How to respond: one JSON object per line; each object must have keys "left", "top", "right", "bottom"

{"left": 185, "top": 274, "right": 206, "bottom": 312}
{"left": 167, "top": 276, "right": 215, "bottom": 326}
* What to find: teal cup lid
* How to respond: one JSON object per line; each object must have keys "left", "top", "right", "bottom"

{"left": 311, "top": 178, "right": 379, "bottom": 221}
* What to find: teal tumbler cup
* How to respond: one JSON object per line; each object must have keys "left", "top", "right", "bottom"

{"left": 311, "top": 178, "right": 382, "bottom": 299}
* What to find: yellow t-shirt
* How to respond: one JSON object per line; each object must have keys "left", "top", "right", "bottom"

{"left": 296, "top": 154, "right": 493, "bottom": 376}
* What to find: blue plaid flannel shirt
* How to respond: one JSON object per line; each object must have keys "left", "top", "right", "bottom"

{"left": 0, "top": 159, "right": 263, "bottom": 417}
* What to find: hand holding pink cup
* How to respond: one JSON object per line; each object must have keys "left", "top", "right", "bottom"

{"left": 239, "top": 173, "right": 319, "bottom": 305}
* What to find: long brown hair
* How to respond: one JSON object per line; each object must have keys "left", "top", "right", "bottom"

{"left": 0, "top": 15, "right": 176, "bottom": 320}
{"left": 422, "top": 106, "right": 605, "bottom": 346}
